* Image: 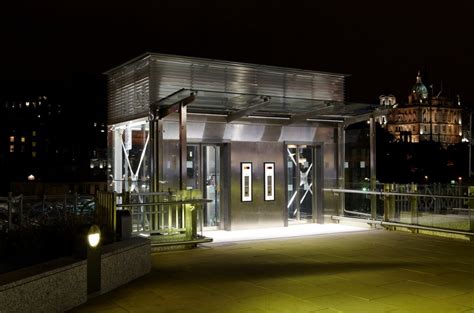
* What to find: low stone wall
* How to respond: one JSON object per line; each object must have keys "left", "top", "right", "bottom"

{"left": 101, "top": 237, "right": 151, "bottom": 294}
{"left": 0, "top": 237, "right": 151, "bottom": 312}
{"left": 0, "top": 258, "right": 87, "bottom": 313}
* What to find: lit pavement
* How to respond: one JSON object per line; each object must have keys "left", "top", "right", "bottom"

{"left": 72, "top": 229, "right": 474, "bottom": 313}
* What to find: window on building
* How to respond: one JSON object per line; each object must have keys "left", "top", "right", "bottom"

{"left": 21, "top": 137, "right": 26, "bottom": 143}
{"left": 32, "top": 141, "right": 36, "bottom": 147}
{"left": 32, "top": 131, "right": 36, "bottom": 136}
{"left": 9, "top": 145, "right": 14, "bottom": 153}
{"left": 32, "top": 151, "right": 36, "bottom": 158}
{"left": 9, "top": 136, "right": 14, "bottom": 143}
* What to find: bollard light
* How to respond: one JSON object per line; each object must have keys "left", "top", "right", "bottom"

{"left": 87, "top": 224, "right": 102, "bottom": 294}
{"left": 87, "top": 225, "right": 101, "bottom": 248}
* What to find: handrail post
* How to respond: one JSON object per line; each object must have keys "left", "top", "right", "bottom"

{"left": 383, "top": 184, "right": 391, "bottom": 222}
{"left": 112, "top": 191, "right": 117, "bottom": 238}
{"left": 410, "top": 183, "right": 418, "bottom": 227}
{"left": 19, "top": 194, "right": 23, "bottom": 228}
{"left": 7, "top": 192, "right": 12, "bottom": 232}
{"left": 369, "top": 116, "right": 377, "bottom": 222}
{"left": 185, "top": 203, "right": 197, "bottom": 240}
{"left": 469, "top": 186, "right": 474, "bottom": 233}
{"left": 74, "top": 192, "right": 78, "bottom": 215}
{"left": 383, "top": 184, "right": 396, "bottom": 228}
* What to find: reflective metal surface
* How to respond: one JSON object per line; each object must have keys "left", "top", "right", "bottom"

{"left": 106, "top": 53, "right": 347, "bottom": 124}
{"left": 228, "top": 141, "right": 286, "bottom": 230}
{"left": 162, "top": 118, "right": 336, "bottom": 144}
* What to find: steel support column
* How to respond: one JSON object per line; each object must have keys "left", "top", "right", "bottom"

{"left": 469, "top": 112, "right": 472, "bottom": 178}
{"left": 313, "top": 145, "right": 324, "bottom": 224}
{"left": 150, "top": 119, "right": 163, "bottom": 230}
{"left": 337, "top": 124, "right": 345, "bottom": 216}
{"left": 295, "top": 148, "right": 301, "bottom": 221}
{"left": 369, "top": 116, "right": 377, "bottom": 221}
{"left": 179, "top": 104, "right": 187, "bottom": 190}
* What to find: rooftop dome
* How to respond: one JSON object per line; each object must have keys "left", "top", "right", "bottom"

{"left": 411, "top": 71, "right": 428, "bottom": 101}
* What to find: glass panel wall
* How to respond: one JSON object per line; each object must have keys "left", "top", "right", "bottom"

{"left": 287, "top": 145, "right": 314, "bottom": 222}
{"left": 108, "top": 118, "right": 151, "bottom": 193}
{"left": 203, "top": 145, "right": 220, "bottom": 227}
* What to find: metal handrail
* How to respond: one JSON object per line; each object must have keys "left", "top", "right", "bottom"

{"left": 126, "top": 192, "right": 172, "bottom": 196}
{"left": 332, "top": 216, "right": 474, "bottom": 237}
{"left": 117, "top": 199, "right": 212, "bottom": 208}
{"left": 324, "top": 188, "right": 474, "bottom": 200}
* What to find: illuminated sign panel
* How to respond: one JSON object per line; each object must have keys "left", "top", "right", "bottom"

{"left": 241, "top": 162, "right": 252, "bottom": 202}
{"left": 264, "top": 162, "right": 275, "bottom": 201}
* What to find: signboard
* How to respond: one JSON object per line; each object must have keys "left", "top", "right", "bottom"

{"left": 264, "top": 162, "right": 275, "bottom": 201}
{"left": 241, "top": 162, "right": 252, "bottom": 202}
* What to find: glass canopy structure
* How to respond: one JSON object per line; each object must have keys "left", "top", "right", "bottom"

{"left": 105, "top": 53, "right": 385, "bottom": 230}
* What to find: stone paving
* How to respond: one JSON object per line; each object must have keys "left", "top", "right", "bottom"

{"left": 72, "top": 229, "right": 474, "bottom": 313}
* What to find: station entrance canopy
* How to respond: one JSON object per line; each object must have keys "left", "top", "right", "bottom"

{"left": 106, "top": 53, "right": 386, "bottom": 126}
{"left": 105, "top": 53, "right": 385, "bottom": 230}
{"left": 150, "top": 87, "right": 385, "bottom": 127}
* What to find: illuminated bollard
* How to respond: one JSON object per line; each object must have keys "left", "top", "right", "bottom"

{"left": 87, "top": 225, "right": 101, "bottom": 295}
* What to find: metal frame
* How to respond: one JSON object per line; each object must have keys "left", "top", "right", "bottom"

{"left": 227, "top": 96, "right": 271, "bottom": 123}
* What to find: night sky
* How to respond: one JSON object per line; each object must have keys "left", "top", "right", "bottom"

{"left": 1, "top": 1, "right": 474, "bottom": 105}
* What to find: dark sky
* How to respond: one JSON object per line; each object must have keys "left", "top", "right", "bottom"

{"left": 1, "top": 1, "right": 474, "bottom": 104}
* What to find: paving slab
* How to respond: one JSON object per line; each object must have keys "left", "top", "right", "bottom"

{"left": 72, "top": 229, "right": 474, "bottom": 313}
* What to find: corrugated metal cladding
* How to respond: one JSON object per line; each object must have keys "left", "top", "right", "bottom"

{"left": 106, "top": 53, "right": 346, "bottom": 124}
{"left": 107, "top": 57, "right": 151, "bottom": 124}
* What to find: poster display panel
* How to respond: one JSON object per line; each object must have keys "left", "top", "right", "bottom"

{"left": 241, "top": 162, "right": 252, "bottom": 202}
{"left": 264, "top": 162, "right": 275, "bottom": 201}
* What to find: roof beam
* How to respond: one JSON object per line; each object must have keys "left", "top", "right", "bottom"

{"left": 343, "top": 108, "right": 390, "bottom": 127}
{"left": 149, "top": 92, "right": 196, "bottom": 120}
{"left": 226, "top": 96, "right": 271, "bottom": 123}
{"left": 285, "top": 102, "right": 337, "bottom": 125}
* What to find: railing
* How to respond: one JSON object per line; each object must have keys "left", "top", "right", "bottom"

{"left": 96, "top": 189, "right": 212, "bottom": 243}
{"left": 0, "top": 193, "right": 95, "bottom": 233}
{"left": 96, "top": 191, "right": 117, "bottom": 237}
{"left": 325, "top": 184, "right": 474, "bottom": 235}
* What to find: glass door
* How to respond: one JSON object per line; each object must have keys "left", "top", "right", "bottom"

{"left": 186, "top": 144, "right": 200, "bottom": 190}
{"left": 186, "top": 144, "right": 221, "bottom": 228}
{"left": 287, "top": 145, "right": 314, "bottom": 223}
{"left": 203, "top": 145, "right": 220, "bottom": 228}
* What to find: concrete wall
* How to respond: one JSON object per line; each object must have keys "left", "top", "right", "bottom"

{"left": 101, "top": 237, "right": 151, "bottom": 294}
{"left": 0, "top": 237, "right": 151, "bottom": 312}
{"left": 0, "top": 258, "right": 87, "bottom": 313}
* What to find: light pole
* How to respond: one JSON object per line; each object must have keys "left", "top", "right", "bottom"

{"left": 469, "top": 111, "right": 473, "bottom": 178}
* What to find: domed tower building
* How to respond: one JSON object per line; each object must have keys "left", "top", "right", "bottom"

{"left": 386, "top": 71, "right": 462, "bottom": 146}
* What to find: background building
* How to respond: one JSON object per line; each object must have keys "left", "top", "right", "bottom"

{"left": 385, "top": 72, "right": 462, "bottom": 146}
{"left": 0, "top": 80, "right": 107, "bottom": 195}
